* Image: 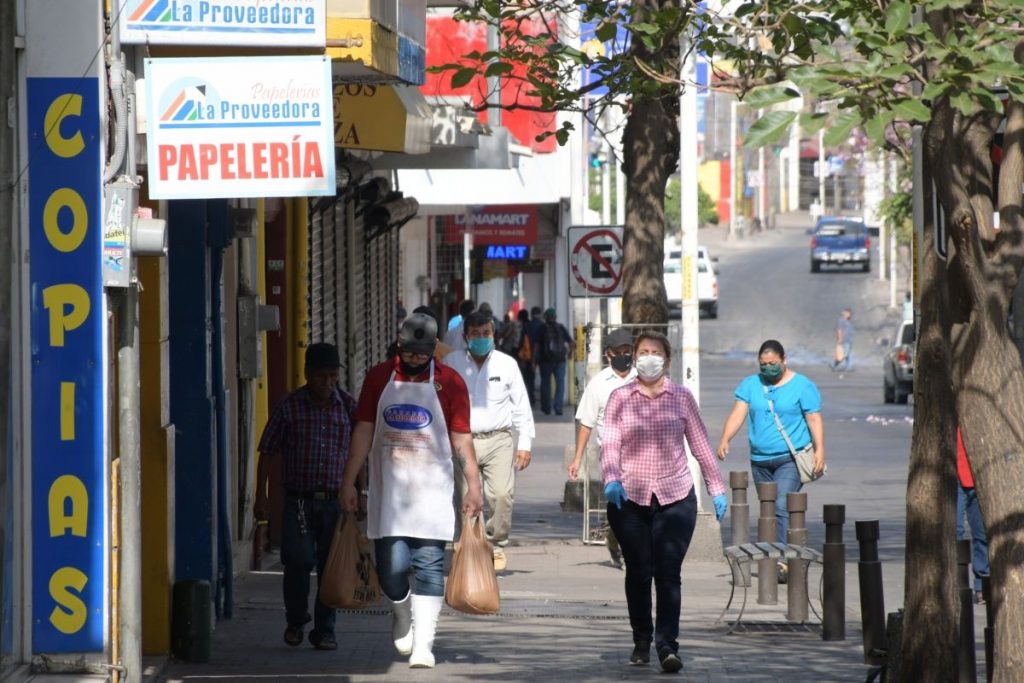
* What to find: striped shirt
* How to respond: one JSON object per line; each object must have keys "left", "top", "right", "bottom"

{"left": 258, "top": 386, "right": 356, "bottom": 492}
{"left": 601, "top": 379, "right": 726, "bottom": 506}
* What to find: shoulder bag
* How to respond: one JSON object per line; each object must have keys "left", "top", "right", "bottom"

{"left": 763, "top": 386, "right": 825, "bottom": 483}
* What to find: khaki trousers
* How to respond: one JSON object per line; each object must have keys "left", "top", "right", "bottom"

{"left": 454, "top": 430, "right": 515, "bottom": 545}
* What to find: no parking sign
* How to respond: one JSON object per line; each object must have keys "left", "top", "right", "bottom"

{"left": 568, "top": 226, "right": 624, "bottom": 297}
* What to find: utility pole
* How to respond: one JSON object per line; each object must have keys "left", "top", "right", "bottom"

{"left": 729, "top": 99, "right": 738, "bottom": 239}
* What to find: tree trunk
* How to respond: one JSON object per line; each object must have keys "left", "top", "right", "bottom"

{"left": 621, "top": 93, "right": 679, "bottom": 325}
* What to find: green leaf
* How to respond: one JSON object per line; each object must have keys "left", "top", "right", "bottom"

{"left": 864, "top": 109, "right": 896, "bottom": 143}
{"left": 885, "top": 2, "right": 912, "bottom": 35}
{"left": 823, "top": 110, "right": 861, "bottom": 148}
{"left": 799, "top": 112, "right": 829, "bottom": 135}
{"left": 595, "top": 21, "right": 617, "bottom": 43}
{"left": 629, "top": 22, "right": 659, "bottom": 35}
{"left": 892, "top": 98, "right": 931, "bottom": 123}
{"left": 744, "top": 85, "right": 800, "bottom": 109}
{"left": 450, "top": 67, "right": 477, "bottom": 89}
{"left": 743, "top": 111, "right": 798, "bottom": 149}
{"left": 921, "top": 81, "right": 949, "bottom": 102}
{"left": 484, "top": 62, "right": 514, "bottom": 78}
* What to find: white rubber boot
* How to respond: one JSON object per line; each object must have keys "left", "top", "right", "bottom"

{"left": 408, "top": 594, "right": 443, "bottom": 668}
{"left": 391, "top": 591, "right": 413, "bottom": 655}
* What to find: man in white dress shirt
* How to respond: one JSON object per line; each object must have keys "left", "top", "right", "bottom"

{"left": 445, "top": 310, "right": 535, "bottom": 571}
{"left": 568, "top": 328, "right": 637, "bottom": 567}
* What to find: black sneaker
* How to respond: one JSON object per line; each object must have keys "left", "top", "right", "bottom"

{"left": 308, "top": 631, "right": 337, "bottom": 651}
{"left": 283, "top": 624, "right": 304, "bottom": 647}
{"left": 658, "top": 648, "right": 682, "bottom": 673}
{"left": 629, "top": 644, "right": 650, "bottom": 665}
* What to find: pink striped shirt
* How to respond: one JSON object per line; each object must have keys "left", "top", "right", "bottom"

{"left": 601, "top": 379, "right": 726, "bottom": 506}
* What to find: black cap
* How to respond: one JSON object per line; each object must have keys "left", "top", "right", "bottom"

{"left": 305, "top": 342, "right": 341, "bottom": 369}
{"left": 398, "top": 313, "right": 438, "bottom": 354}
{"left": 604, "top": 328, "right": 633, "bottom": 350}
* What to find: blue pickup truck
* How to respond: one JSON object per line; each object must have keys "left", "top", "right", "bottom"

{"left": 809, "top": 217, "right": 871, "bottom": 273}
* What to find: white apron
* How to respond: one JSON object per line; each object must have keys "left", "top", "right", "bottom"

{"left": 366, "top": 363, "right": 456, "bottom": 541}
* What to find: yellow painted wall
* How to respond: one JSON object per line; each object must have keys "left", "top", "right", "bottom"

{"left": 138, "top": 255, "right": 175, "bottom": 655}
{"left": 287, "top": 198, "right": 309, "bottom": 389}
{"left": 698, "top": 160, "right": 722, "bottom": 203}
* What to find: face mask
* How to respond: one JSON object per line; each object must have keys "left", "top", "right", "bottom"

{"left": 610, "top": 353, "right": 633, "bottom": 373}
{"left": 400, "top": 358, "right": 431, "bottom": 377}
{"left": 468, "top": 337, "right": 494, "bottom": 357}
{"left": 635, "top": 354, "right": 665, "bottom": 381}
{"left": 759, "top": 362, "right": 784, "bottom": 383}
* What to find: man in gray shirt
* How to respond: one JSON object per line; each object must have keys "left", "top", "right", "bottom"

{"left": 830, "top": 308, "right": 854, "bottom": 372}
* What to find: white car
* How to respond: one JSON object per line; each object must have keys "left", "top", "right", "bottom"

{"left": 664, "top": 246, "right": 718, "bottom": 318}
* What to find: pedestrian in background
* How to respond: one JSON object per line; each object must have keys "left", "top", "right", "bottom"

{"left": 445, "top": 311, "right": 535, "bottom": 571}
{"left": 601, "top": 331, "right": 728, "bottom": 673}
{"left": 341, "top": 313, "right": 484, "bottom": 668}
{"left": 830, "top": 307, "right": 854, "bottom": 372}
{"left": 956, "top": 427, "right": 990, "bottom": 604}
{"left": 537, "top": 307, "right": 574, "bottom": 415}
{"left": 716, "top": 339, "right": 825, "bottom": 583}
{"left": 569, "top": 327, "right": 636, "bottom": 568}
{"left": 512, "top": 309, "right": 536, "bottom": 406}
{"left": 444, "top": 299, "right": 476, "bottom": 351}
{"left": 255, "top": 343, "right": 357, "bottom": 651}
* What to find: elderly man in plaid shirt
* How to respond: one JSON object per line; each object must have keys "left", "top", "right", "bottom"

{"left": 255, "top": 343, "right": 358, "bottom": 652}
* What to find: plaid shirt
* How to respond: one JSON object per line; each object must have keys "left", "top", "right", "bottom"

{"left": 258, "top": 386, "right": 356, "bottom": 492}
{"left": 601, "top": 379, "right": 726, "bottom": 506}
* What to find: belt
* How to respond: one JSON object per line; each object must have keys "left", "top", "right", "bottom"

{"left": 285, "top": 489, "right": 338, "bottom": 500}
{"left": 472, "top": 428, "right": 512, "bottom": 439}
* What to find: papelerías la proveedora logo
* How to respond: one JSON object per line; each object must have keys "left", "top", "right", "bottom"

{"left": 155, "top": 76, "right": 326, "bottom": 182}
{"left": 128, "top": 0, "right": 317, "bottom": 31}
{"left": 383, "top": 404, "right": 434, "bottom": 431}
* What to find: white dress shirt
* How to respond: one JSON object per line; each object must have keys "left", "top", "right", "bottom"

{"left": 443, "top": 323, "right": 467, "bottom": 351}
{"left": 443, "top": 348, "right": 535, "bottom": 451}
{"left": 574, "top": 365, "right": 637, "bottom": 445}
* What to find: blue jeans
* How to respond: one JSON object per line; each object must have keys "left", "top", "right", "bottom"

{"left": 832, "top": 342, "right": 852, "bottom": 371}
{"left": 957, "top": 486, "right": 990, "bottom": 592}
{"left": 374, "top": 537, "right": 446, "bottom": 599}
{"left": 539, "top": 360, "right": 566, "bottom": 413}
{"left": 280, "top": 496, "right": 341, "bottom": 636}
{"left": 751, "top": 455, "right": 803, "bottom": 543}
{"left": 606, "top": 489, "right": 697, "bottom": 655}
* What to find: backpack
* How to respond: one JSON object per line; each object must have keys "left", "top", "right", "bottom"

{"left": 517, "top": 334, "right": 532, "bottom": 363}
{"left": 499, "top": 322, "right": 523, "bottom": 355}
{"left": 540, "top": 321, "right": 567, "bottom": 362}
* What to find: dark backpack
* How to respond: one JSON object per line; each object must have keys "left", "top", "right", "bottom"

{"left": 499, "top": 322, "right": 523, "bottom": 355}
{"left": 541, "top": 322, "right": 567, "bottom": 362}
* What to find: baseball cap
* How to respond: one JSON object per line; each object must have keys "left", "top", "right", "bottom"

{"left": 398, "top": 313, "right": 438, "bottom": 354}
{"left": 544, "top": 307, "right": 556, "bottom": 319}
{"left": 305, "top": 342, "right": 341, "bottom": 369}
{"left": 604, "top": 328, "right": 633, "bottom": 350}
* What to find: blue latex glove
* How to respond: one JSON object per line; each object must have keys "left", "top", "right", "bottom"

{"left": 713, "top": 494, "right": 729, "bottom": 521}
{"left": 604, "top": 481, "right": 629, "bottom": 510}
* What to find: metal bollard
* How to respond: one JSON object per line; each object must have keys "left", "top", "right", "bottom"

{"left": 730, "top": 471, "right": 751, "bottom": 586}
{"left": 756, "top": 482, "right": 778, "bottom": 605}
{"left": 856, "top": 520, "right": 886, "bottom": 666}
{"left": 786, "top": 492, "right": 809, "bottom": 622}
{"left": 983, "top": 576, "right": 993, "bottom": 683}
{"left": 957, "top": 539, "right": 977, "bottom": 683}
{"left": 822, "top": 504, "right": 846, "bottom": 641}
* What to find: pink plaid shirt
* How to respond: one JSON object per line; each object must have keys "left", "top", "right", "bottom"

{"left": 601, "top": 379, "right": 726, "bottom": 506}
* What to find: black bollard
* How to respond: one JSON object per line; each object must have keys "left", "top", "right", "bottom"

{"left": 786, "top": 492, "right": 809, "bottom": 622}
{"left": 983, "top": 576, "right": 993, "bottom": 683}
{"left": 957, "top": 539, "right": 977, "bottom": 682}
{"left": 822, "top": 504, "right": 846, "bottom": 641}
{"left": 730, "top": 471, "right": 750, "bottom": 586}
{"left": 856, "top": 520, "right": 886, "bottom": 666}
{"left": 756, "top": 482, "right": 778, "bottom": 605}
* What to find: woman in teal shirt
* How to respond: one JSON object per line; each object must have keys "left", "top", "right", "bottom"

{"left": 716, "top": 340, "right": 826, "bottom": 562}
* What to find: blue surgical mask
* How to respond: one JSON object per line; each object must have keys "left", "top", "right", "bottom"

{"left": 468, "top": 337, "right": 494, "bottom": 357}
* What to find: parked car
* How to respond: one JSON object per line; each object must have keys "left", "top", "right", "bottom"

{"left": 883, "top": 320, "right": 914, "bottom": 404}
{"left": 810, "top": 217, "right": 871, "bottom": 273}
{"left": 664, "top": 246, "right": 718, "bottom": 318}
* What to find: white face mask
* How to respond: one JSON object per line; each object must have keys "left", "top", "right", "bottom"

{"left": 635, "top": 354, "right": 665, "bottom": 381}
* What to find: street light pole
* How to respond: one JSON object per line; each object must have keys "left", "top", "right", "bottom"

{"left": 729, "top": 99, "right": 738, "bottom": 239}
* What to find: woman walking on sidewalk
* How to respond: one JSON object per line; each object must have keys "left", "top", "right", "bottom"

{"left": 601, "top": 331, "right": 728, "bottom": 673}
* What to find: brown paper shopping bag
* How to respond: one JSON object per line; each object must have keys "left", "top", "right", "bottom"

{"left": 320, "top": 513, "right": 381, "bottom": 609}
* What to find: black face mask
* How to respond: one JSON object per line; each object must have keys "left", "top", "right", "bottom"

{"left": 610, "top": 353, "right": 633, "bottom": 373}
{"left": 400, "top": 358, "right": 431, "bottom": 376}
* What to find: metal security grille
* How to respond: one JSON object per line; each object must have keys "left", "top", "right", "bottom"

{"left": 434, "top": 216, "right": 463, "bottom": 325}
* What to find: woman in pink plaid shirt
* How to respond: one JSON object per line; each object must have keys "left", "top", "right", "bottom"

{"left": 601, "top": 331, "right": 729, "bottom": 673}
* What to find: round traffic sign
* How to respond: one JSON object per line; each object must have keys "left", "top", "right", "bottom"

{"left": 570, "top": 228, "right": 623, "bottom": 295}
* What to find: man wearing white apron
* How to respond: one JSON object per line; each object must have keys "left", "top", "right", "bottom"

{"left": 342, "top": 313, "right": 483, "bottom": 668}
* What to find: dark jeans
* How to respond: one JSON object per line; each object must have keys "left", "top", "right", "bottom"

{"left": 606, "top": 489, "right": 697, "bottom": 655}
{"left": 518, "top": 360, "right": 535, "bottom": 406}
{"left": 281, "top": 495, "right": 341, "bottom": 636}
{"left": 957, "top": 485, "right": 990, "bottom": 592}
{"left": 539, "top": 360, "right": 566, "bottom": 413}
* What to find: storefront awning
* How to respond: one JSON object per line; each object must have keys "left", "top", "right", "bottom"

{"left": 334, "top": 84, "right": 432, "bottom": 155}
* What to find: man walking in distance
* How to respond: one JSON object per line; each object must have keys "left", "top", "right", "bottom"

{"left": 830, "top": 308, "right": 854, "bottom": 373}
{"left": 341, "top": 313, "right": 484, "bottom": 668}
{"left": 445, "top": 311, "right": 535, "bottom": 571}
{"left": 537, "top": 307, "right": 574, "bottom": 415}
{"left": 568, "top": 328, "right": 637, "bottom": 568}
{"left": 443, "top": 298, "right": 476, "bottom": 351}
{"left": 254, "top": 343, "right": 357, "bottom": 651}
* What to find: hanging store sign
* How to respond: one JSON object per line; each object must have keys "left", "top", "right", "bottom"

{"left": 118, "top": 0, "right": 326, "bottom": 47}
{"left": 443, "top": 205, "right": 539, "bottom": 245}
{"left": 145, "top": 56, "right": 336, "bottom": 199}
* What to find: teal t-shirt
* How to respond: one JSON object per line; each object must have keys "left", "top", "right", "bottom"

{"left": 735, "top": 373, "right": 821, "bottom": 461}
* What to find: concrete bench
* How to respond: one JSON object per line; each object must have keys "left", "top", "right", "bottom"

{"left": 717, "top": 542, "right": 824, "bottom": 633}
